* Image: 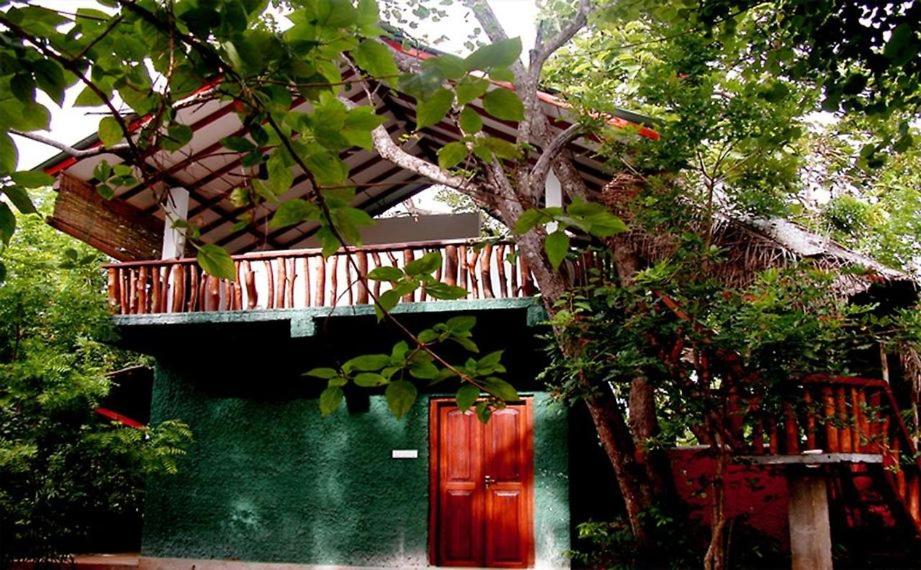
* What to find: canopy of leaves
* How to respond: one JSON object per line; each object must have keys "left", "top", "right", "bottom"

{"left": 0, "top": 199, "right": 191, "bottom": 563}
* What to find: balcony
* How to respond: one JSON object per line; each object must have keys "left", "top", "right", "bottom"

{"left": 103, "top": 238, "right": 593, "bottom": 318}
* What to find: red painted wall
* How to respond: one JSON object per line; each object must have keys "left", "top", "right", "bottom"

{"left": 669, "top": 448, "right": 790, "bottom": 544}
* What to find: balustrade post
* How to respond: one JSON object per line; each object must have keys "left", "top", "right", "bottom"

{"left": 357, "top": 251, "right": 369, "bottom": 304}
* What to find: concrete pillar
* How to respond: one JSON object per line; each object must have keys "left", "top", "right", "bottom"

{"left": 161, "top": 186, "right": 189, "bottom": 260}
{"left": 788, "top": 471, "right": 833, "bottom": 570}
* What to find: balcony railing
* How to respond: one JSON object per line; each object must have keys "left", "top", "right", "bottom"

{"left": 104, "top": 239, "right": 601, "bottom": 316}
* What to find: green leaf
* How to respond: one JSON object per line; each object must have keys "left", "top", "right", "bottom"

{"left": 0, "top": 133, "right": 18, "bottom": 174}
{"left": 478, "top": 350, "right": 504, "bottom": 371}
{"left": 74, "top": 84, "right": 106, "bottom": 107}
{"left": 410, "top": 361, "right": 440, "bottom": 380}
{"left": 353, "top": 39, "right": 399, "bottom": 79}
{"left": 305, "top": 367, "right": 339, "bottom": 379}
{"left": 483, "top": 377, "right": 518, "bottom": 402}
{"left": 514, "top": 209, "right": 544, "bottom": 234}
{"left": 356, "top": 0, "right": 379, "bottom": 25}
{"left": 884, "top": 23, "right": 916, "bottom": 64}
{"left": 438, "top": 141, "right": 468, "bottom": 169}
{"left": 345, "top": 354, "right": 390, "bottom": 372}
{"left": 96, "top": 184, "right": 115, "bottom": 200}
{"left": 98, "top": 116, "right": 122, "bottom": 147}
{"left": 475, "top": 401, "right": 492, "bottom": 423}
{"left": 544, "top": 230, "right": 569, "bottom": 270}
{"left": 342, "top": 106, "right": 385, "bottom": 149}
{"left": 385, "top": 380, "right": 417, "bottom": 419}
{"left": 489, "top": 67, "right": 515, "bottom": 83}
{"left": 484, "top": 136, "right": 520, "bottom": 160}
{"left": 416, "top": 87, "right": 454, "bottom": 129}
{"left": 459, "top": 106, "right": 483, "bottom": 133}
{"left": 588, "top": 212, "right": 628, "bottom": 237}
{"left": 447, "top": 316, "right": 476, "bottom": 332}
{"left": 3, "top": 187, "right": 37, "bottom": 214}
{"left": 270, "top": 199, "right": 318, "bottom": 228}
{"left": 405, "top": 251, "right": 442, "bottom": 276}
{"left": 332, "top": 206, "right": 374, "bottom": 244}
{"left": 0, "top": 203, "right": 15, "bottom": 244}
{"left": 163, "top": 124, "right": 193, "bottom": 151}
{"left": 424, "top": 281, "right": 468, "bottom": 300}
{"left": 10, "top": 171, "right": 53, "bottom": 188}
{"left": 196, "top": 244, "right": 236, "bottom": 280}
{"left": 464, "top": 37, "right": 522, "bottom": 71}
{"left": 456, "top": 384, "right": 480, "bottom": 411}
{"left": 483, "top": 89, "right": 524, "bottom": 121}
{"left": 455, "top": 76, "right": 489, "bottom": 105}
{"left": 222, "top": 136, "right": 256, "bottom": 152}
{"left": 305, "top": 149, "right": 349, "bottom": 185}
{"left": 267, "top": 155, "right": 294, "bottom": 196}
{"left": 391, "top": 341, "right": 410, "bottom": 363}
{"left": 428, "top": 54, "right": 466, "bottom": 80}
{"left": 319, "top": 385, "right": 344, "bottom": 416}
{"left": 33, "top": 59, "right": 67, "bottom": 106}
{"left": 354, "top": 372, "right": 388, "bottom": 387}
{"left": 375, "top": 289, "right": 401, "bottom": 320}
{"left": 369, "top": 266, "right": 404, "bottom": 281}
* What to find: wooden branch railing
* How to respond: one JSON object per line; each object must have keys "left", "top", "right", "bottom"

{"left": 734, "top": 374, "right": 920, "bottom": 532}
{"left": 103, "top": 239, "right": 605, "bottom": 316}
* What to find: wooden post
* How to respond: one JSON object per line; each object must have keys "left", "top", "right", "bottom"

{"left": 356, "top": 251, "right": 369, "bottom": 304}
{"left": 107, "top": 267, "right": 120, "bottom": 311}
{"left": 787, "top": 470, "right": 833, "bottom": 570}
{"left": 444, "top": 245, "right": 458, "bottom": 287}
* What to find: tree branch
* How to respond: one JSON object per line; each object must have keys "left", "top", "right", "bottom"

{"left": 0, "top": 14, "right": 145, "bottom": 166}
{"left": 529, "top": 123, "right": 582, "bottom": 189}
{"left": 370, "top": 125, "right": 478, "bottom": 191}
{"left": 531, "top": 0, "right": 591, "bottom": 75}
{"left": 10, "top": 130, "right": 131, "bottom": 159}
{"left": 461, "top": 0, "right": 528, "bottom": 79}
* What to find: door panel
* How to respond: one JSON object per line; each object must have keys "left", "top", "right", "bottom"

{"left": 485, "top": 488, "right": 526, "bottom": 566}
{"left": 438, "top": 407, "right": 483, "bottom": 567}
{"left": 431, "top": 399, "right": 534, "bottom": 568}
{"left": 485, "top": 407, "right": 523, "bottom": 481}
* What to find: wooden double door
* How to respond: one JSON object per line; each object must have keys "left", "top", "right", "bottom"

{"left": 430, "top": 398, "right": 534, "bottom": 568}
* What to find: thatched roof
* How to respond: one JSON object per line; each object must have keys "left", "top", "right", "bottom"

{"left": 600, "top": 177, "right": 918, "bottom": 300}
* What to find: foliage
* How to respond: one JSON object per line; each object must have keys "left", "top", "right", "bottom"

{"left": 799, "top": 119, "right": 921, "bottom": 274}
{"left": 567, "top": 511, "right": 703, "bottom": 570}
{"left": 0, "top": 201, "right": 192, "bottom": 563}
{"left": 306, "top": 313, "right": 516, "bottom": 421}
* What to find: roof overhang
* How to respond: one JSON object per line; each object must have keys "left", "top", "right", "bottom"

{"left": 38, "top": 39, "right": 659, "bottom": 257}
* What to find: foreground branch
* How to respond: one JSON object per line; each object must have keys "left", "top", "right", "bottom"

{"left": 529, "top": 123, "right": 583, "bottom": 189}
{"left": 11, "top": 130, "right": 131, "bottom": 160}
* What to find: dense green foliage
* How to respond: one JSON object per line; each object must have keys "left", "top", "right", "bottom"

{"left": 545, "top": 0, "right": 919, "bottom": 272}
{"left": 0, "top": 201, "right": 191, "bottom": 563}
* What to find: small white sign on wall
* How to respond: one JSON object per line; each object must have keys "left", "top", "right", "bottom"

{"left": 392, "top": 449, "right": 418, "bottom": 459}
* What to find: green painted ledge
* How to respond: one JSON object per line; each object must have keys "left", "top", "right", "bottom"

{"left": 113, "top": 297, "right": 547, "bottom": 337}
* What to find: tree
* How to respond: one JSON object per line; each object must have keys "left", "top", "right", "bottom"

{"left": 0, "top": 195, "right": 192, "bottom": 563}
{"left": 0, "top": 1, "right": 917, "bottom": 566}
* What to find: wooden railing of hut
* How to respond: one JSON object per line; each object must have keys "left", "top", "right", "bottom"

{"left": 731, "top": 374, "right": 921, "bottom": 533}
{"left": 103, "top": 239, "right": 605, "bottom": 315}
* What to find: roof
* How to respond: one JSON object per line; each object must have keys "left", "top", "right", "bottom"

{"left": 601, "top": 177, "right": 918, "bottom": 299}
{"left": 37, "top": 38, "right": 660, "bottom": 257}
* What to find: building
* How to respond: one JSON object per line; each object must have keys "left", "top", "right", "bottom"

{"left": 37, "top": 38, "right": 919, "bottom": 570}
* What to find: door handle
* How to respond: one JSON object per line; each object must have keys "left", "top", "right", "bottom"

{"left": 484, "top": 474, "right": 495, "bottom": 487}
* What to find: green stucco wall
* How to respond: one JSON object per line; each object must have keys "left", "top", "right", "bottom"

{"left": 143, "top": 362, "right": 569, "bottom": 567}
